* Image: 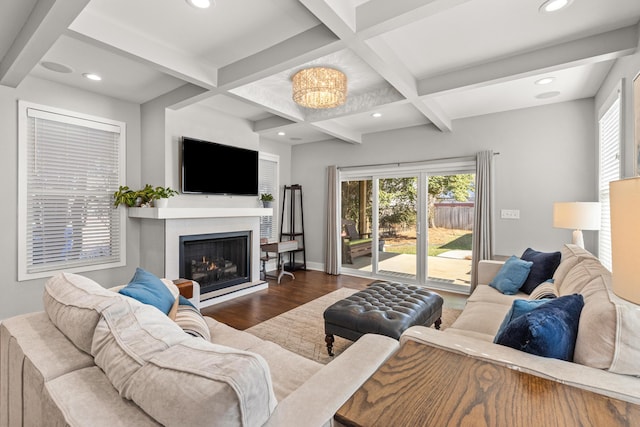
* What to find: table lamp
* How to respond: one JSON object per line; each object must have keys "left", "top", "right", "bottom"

{"left": 610, "top": 177, "right": 640, "bottom": 304}
{"left": 553, "top": 202, "right": 601, "bottom": 249}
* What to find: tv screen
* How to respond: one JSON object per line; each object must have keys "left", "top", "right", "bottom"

{"left": 181, "top": 137, "right": 259, "bottom": 196}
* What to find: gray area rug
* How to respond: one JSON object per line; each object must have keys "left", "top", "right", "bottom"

{"left": 246, "top": 287, "right": 462, "bottom": 364}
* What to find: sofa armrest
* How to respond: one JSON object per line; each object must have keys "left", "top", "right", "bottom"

{"left": 400, "top": 326, "right": 640, "bottom": 405}
{"left": 264, "top": 334, "right": 399, "bottom": 427}
{"left": 477, "top": 260, "right": 504, "bottom": 286}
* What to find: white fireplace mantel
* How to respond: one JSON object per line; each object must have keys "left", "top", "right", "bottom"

{"left": 132, "top": 207, "right": 272, "bottom": 307}
{"left": 128, "top": 207, "right": 272, "bottom": 220}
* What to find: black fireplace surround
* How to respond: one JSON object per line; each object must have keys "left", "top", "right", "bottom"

{"left": 179, "top": 231, "right": 251, "bottom": 296}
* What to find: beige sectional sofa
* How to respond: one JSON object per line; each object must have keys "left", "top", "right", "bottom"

{"left": 0, "top": 272, "right": 399, "bottom": 427}
{"left": 402, "top": 244, "right": 640, "bottom": 404}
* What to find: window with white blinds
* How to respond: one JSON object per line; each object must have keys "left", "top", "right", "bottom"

{"left": 259, "top": 153, "right": 279, "bottom": 242}
{"left": 598, "top": 87, "right": 621, "bottom": 271}
{"left": 18, "top": 102, "right": 126, "bottom": 280}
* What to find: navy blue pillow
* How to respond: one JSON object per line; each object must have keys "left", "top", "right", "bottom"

{"left": 493, "top": 299, "right": 550, "bottom": 343}
{"left": 489, "top": 255, "right": 533, "bottom": 295}
{"left": 119, "top": 267, "right": 175, "bottom": 315}
{"left": 495, "top": 294, "right": 584, "bottom": 361}
{"left": 520, "top": 248, "right": 561, "bottom": 295}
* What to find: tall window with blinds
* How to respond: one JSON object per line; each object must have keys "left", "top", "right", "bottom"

{"left": 259, "top": 153, "right": 279, "bottom": 242}
{"left": 598, "top": 86, "right": 621, "bottom": 271}
{"left": 18, "top": 102, "right": 126, "bottom": 280}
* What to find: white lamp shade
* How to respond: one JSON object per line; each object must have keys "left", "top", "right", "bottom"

{"left": 610, "top": 177, "right": 640, "bottom": 304}
{"left": 553, "top": 202, "right": 601, "bottom": 230}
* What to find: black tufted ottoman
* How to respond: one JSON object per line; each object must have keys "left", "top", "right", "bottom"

{"left": 323, "top": 282, "right": 443, "bottom": 356}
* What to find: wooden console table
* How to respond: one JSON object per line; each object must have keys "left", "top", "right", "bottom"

{"left": 260, "top": 241, "right": 298, "bottom": 284}
{"left": 335, "top": 340, "right": 640, "bottom": 426}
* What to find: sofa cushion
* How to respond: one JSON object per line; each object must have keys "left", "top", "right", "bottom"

{"left": 520, "top": 248, "right": 561, "bottom": 294}
{"left": 495, "top": 294, "right": 584, "bottom": 361}
{"left": 552, "top": 244, "right": 597, "bottom": 288}
{"left": 91, "top": 297, "right": 189, "bottom": 394}
{"left": 43, "top": 272, "right": 125, "bottom": 354}
{"left": 119, "top": 268, "right": 176, "bottom": 316}
{"left": 44, "top": 367, "right": 160, "bottom": 427}
{"left": 489, "top": 255, "right": 533, "bottom": 295}
{"left": 448, "top": 299, "right": 514, "bottom": 339}
{"left": 127, "top": 337, "right": 277, "bottom": 427}
{"left": 558, "top": 258, "right": 607, "bottom": 296}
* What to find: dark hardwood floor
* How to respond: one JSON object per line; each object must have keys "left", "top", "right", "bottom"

{"left": 200, "top": 270, "right": 469, "bottom": 330}
{"left": 200, "top": 270, "right": 373, "bottom": 330}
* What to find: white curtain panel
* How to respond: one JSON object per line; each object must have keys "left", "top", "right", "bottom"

{"left": 471, "top": 150, "right": 494, "bottom": 291}
{"left": 325, "top": 165, "right": 340, "bottom": 275}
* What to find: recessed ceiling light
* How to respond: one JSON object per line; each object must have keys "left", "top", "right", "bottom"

{"left": 277, "top": 131, "right": 286, "bottom": 136}
{"left": 82, "top": 73, "right": 102, "bottom": 82}
{"left": 536, "top": 91, "right": 561, "bottom": 99}
{"left": 371, "top": 112, "right": 382, "bottom": 118}
{"left": 290, "top": 137, "right": 302, "bottom": 141}
{"left": 535, "top": 77, "right": 555, "bottom": 85}
{"left": 539, "top": 0, "right": 572, "bottom": 13}
{"left": 82, "top": 73, "right": 102, "bottom": 81}
{"left": 186, "top": 0, "right": 212, "bottom": 8}
{"left": 40, "top": 61, "right": 73, "bottom": 73}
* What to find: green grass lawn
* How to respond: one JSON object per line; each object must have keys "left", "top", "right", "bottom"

{"left": 386, "top": 230, "right": 472, "bottom": 256}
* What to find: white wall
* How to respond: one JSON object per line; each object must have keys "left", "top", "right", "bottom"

{"left": 595, "top": 46, "right": 640, "bottom": 178}
{"left": 137, "top": 103, "right": 293, "bottom": 277}
{"left": 292, "top": 99, "right": 597, "bottom": 270}
{"left": 0, "top": 77, "right": 142, "bottom": 319}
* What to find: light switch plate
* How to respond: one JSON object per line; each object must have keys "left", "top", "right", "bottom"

{"left": 501, "top": 209, "right": 520, "bottom": 219}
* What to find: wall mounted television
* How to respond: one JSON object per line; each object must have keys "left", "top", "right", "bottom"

{"left": 181, "top": 137, "right": 259, "bottom": 196}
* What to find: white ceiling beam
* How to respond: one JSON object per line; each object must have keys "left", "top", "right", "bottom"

{"left": 0, "top": 0, "right": 90, "bottom": 87}
{"left": 149, "top": 83, "right": 210, "bottom": 110}
{"left": 419, "top": 25, "right": 639, "bottom": 96}
{"left": 253, "top": 116, "right": 297, "bottom": 133}
{"left": 356, "top": 0, "right": 471, "bottom": 38}
{"left": 311, "top": 121, "right": 362, "bottom": 144}
{"left": 218, "top": 25, "right": 344, "bottom": 89}
{"left": 299, "top": 0, "right": 452, "bottom": 132}
{"left": 68, "top": 10, "right": 218, "bottom": 89}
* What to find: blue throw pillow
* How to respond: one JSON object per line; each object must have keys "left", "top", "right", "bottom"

{"left": 493, "top": 299, "right": 550, "bottom": 343}
{"left": 495, "top": 294, "right": 584, "bottom": 361}
{"left": 489, "top": 255, "right": 533, "bottom": 295}
{"left": 519, "top": 248, "right": 562, "bottom": 295}
{"left": 119, "top": 267, "right": 175, "bottom": 315}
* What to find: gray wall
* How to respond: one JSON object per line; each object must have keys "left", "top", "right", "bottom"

{"left": 0, "top": 77, "right": 142, "bottom": 319}
{"left": 292, "top": 99, "right": 597, "bottom": 270}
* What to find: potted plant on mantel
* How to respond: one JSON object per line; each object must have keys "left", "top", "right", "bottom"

{"left": 113, "top": 184, "right": 178, "bottom": 208}
{"left": 152, "top": 186, "right": 178, "bottom": 208}
{"left": 260, "top": 193, "right": 274, "bottom": 208}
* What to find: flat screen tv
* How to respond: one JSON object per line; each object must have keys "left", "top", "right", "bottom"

{"left": 181, "top": 137, "right": 259, "bottom": 196}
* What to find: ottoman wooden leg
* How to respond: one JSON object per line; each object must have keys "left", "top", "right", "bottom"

{"left": 325, "top": 334, "right": 335, "bottom": 356}
{"left": 434, "top": 318, "right": 442, "bottom": 330}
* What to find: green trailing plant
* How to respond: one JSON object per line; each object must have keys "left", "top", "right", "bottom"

{"left": 153, "top": 186, "right": 178, "bottom": 200}
{"left": 113, "top": 184, "right": 176, "bottom": 207}
{"left": 260, "top": 193, "right": 274, "bottom": 202}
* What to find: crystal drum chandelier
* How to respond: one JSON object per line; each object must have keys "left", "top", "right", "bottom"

{"left": 292, "top": 67, "right": 347, "bottom": 109}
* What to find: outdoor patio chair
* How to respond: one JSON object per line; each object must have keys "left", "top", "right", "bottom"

{"left": 342, "top": 219, "right": 372, "bottom": 264}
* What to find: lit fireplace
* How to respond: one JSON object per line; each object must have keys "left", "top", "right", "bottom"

{"left": 179, "top": 231, "right": 251, "bottom": 298}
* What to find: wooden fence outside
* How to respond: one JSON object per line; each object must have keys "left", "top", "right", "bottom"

{"left": 433, "top": 203, "right": 474, "bottom": 230}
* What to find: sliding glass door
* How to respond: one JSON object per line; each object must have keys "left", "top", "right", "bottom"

{"left": 424, "top": 173, "right": 475, "bottom": 292}
{"left": 377, "top": 176, "right": 418, "bottom": 281}
{"left": 340, "top": 159, "right": 475, "bottom": 294}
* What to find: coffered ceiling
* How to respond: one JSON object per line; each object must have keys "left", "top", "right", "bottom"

{"left": 2, "top": 0, "right": 640, "bottom": 144}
